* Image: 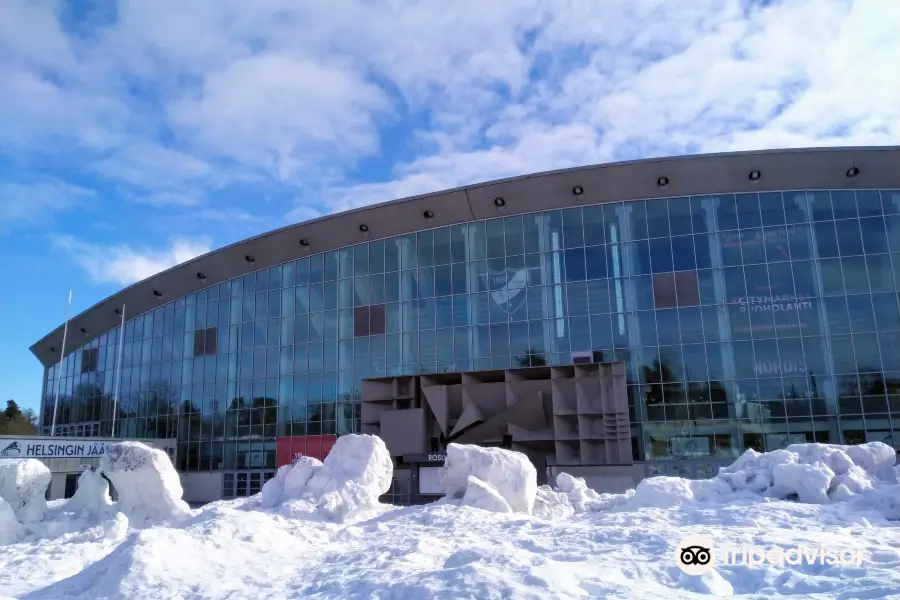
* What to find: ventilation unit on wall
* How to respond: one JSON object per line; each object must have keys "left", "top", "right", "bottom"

{"left": 571, "top": 351, "right": 592, "bottom": 365}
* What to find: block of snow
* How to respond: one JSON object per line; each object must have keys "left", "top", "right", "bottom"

{"left": 555, "top": 473, "right": 601, "bottom": 513}
{"left": 260, "top": 465, "right": 292, "bottom": 508}
{"left": 771, "top": 462, "right": 834, "bottom": 504}
{"left": 460, "top": 476, "right": 512, "bottom": 513}
{"left": 631, "top": 476, "right": 695, "bottom": 507}
{"left": 842, "top": 442, "right": 898, "bottom": 481}
{"left": 439, "top": 444, "right": 537, "bottom": 514}
{"left": 284, "top": 456, "right": 324, "bottom": 499}
{"left": 555, "top": 472, "right": 581, "bottom": 494}
{"left": 0, "top": 496, "right": 25, "bottom": 544}
{"left": 261, "top": 456, "right": 325, "bottom": 508}
{"left": 690, "top": 478, "right": 736, "bottom": 502}
{"left": 100, "top": 442, "right": 190, "bottom": 523}
{"left": 532, "top": 485, "right": 574, "bottom": 521}
{"left": 275, "top": 435, "right": 392, "bottom": 521}
{"left": 830, "top": 484, "right": 855, "bottom": 502}
{"left": 0, "top": 458, "right": 51, "bottom": 523}
{"left": 830, "top": 465, "right": 876, "bottom": 496}
{"left": 65, "top": 468, "right": 113, "bottom": 516}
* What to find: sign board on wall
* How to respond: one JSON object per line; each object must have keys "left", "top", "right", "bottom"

{"left": 0, "top": 439, "right": 114, "bottom": 460}
{"left": 275, "top": 435, "right": 338, "bottom": 468}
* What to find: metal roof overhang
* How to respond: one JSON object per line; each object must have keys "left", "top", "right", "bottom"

{"left": 30, "top": 146, "right": 900, "bottom": 367}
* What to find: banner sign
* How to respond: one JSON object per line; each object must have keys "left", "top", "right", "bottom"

{"left": 275, "top": 435, "right": 338, "bottom": 468}
{"left": 0, "top": 438, "right": 113, "bottom": 460}
{"left": 731, "top": 294, "right": 813, "bottom": 313}
{"left": 754, "top": 359, "right": 807, "bottom": 376}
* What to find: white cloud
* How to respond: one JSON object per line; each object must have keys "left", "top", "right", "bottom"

{"left": 53, "top": 236, "right": 212, "bottom": 286}
{"left": 0, "top": 180, "right": 95, "bottom": 231}
{"left": 1, "top": 0, "right": 898, "bottom": 232}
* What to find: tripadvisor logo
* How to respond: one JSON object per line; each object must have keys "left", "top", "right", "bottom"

{"left": 674, "top": 535, "right": 865, "bottom": 575}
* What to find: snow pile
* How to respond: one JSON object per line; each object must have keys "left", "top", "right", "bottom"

{"left": 260, "top": 456, "right": 323, "bottom": 509}
{"left": 0, "top": 459, "right": 51, "bottom": 523}
{"left": 262, "top": 434, "right": 392, "bottom": 522}
{"left": 716, "top": 442, "right": 897, "bottom": 506}
{"left": 633, "top": 476, "right": 697, "bottom": 507}
{"left": 439, "top": 443, "right": 537, "bottom": 514}
{"left": 0, "top": 497, "right": 25, "bottom": 544}
{"left": 556, "top": 472, "right": 602, "bottom": 511}
{"left": 65, "top": 468, "right": 113, "bottom": 517}
{"left": 99, "top": 442, "right": 189, "bottom": 523}
{"left": 533, "top": 486, "right": 575, "bottom": 521}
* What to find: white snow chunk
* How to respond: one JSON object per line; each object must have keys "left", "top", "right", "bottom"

{"left": 632, "top": 476, "right": 695, "bottom": 508}
{"left": 771, "top": 462, "right": 835, "bottom": 504}
{"left": 689, "top": 478, "right": 736, "bottom": 503}
{"left": 275, "top": 434, "right": 391, "bottom": 522}
{"left": 439, "top": 443, "right": 537, "bottom": 514}
{"left": 830, "top": 484, "right": 855, "bottom": 502}
{"left": 260, "top": 465, "right": 292, "bottom": 508}
{"left": 0, "top": 496, "right": 25, "bottom": 544}
{"left": 555, "top": 472, "right": 582, "bottom": 494}
{"left": 260, "top": 456, "right": 325, "bottom": 508}
{"left": 0, "top": 458, "right": 51, "bottom": 523}
{"left": 285, "top": 456, "right": 324, "bottom": 499}
{"left": 65, "top": 468, "right": 114, "bottom": 516}
{"left": 830, "top": 465, "right": 876, "bottom": 497}
{"left": 100, "top": 442, "right": 190, "bottom": 523}
{"left": 555, "top": 473, "right": 601, "bottom": 512}
{"left": 714, "top": 443, "right": 897, "bottom": 505}
{"left": 460, "top": 476, "right": 513, "bottom": 513}
{"left": 841, "top": 442, "right": 898, "bottom": 481}
{"left": 532, "top": 485, "right": 574, "bottom": 521}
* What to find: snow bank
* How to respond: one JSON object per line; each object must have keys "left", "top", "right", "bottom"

{"left": 556, "top": 473, "right": 602, "bottom": 512}
{"left": 460, "top": 476, "right": 513, "bottom": 513}
{"left": 717, "top": 442, "right": 897, "bottom": 506}
{"left": 261, "top": 435, "right": 392, "bottom": 522}
{"left": 0, "top": 496, "right": 25, "bottom": 544}
{"left": 0, "top": 458, "right": 51, "bottom": 523}
{"left": 632, "top": 476, "right": 696, "bottom": 507}
{"left": 439, "top": 444, "right": 537, "bottom": 514}
{"left": 261, "top": 456, "right": 324, "bottom": 509}
{"left": 65, "top": 468, "right": 114, "bottom": 516}
{"left": 301, "top": 434, "right": 392, "bottom": 521}
{"left": 100, "top": 442, "right": 189, "bottom": 523}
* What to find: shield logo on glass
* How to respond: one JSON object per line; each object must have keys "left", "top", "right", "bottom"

{"left": 481, "top": 267, "right": 528, "bottom": 314}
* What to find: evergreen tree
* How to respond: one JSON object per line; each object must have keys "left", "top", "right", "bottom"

{"left": 0, "top": 400, "right": 38, "bottom": 435}
{"left": 4, "top": 399, "right": 22, "bottom": 420}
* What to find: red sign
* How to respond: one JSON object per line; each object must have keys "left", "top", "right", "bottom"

{"left": 275, "top": 435, "right": 337, "bottom": 468}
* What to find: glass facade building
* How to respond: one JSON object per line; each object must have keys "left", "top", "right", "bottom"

{"left": 40, "top": 188, "right": 900, "bottom": 486}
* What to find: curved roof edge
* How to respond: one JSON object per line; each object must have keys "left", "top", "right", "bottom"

{"left": 31, "top": 145, "right": 900, "bottom": 367}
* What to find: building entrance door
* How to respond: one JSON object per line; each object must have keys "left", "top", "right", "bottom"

{"left": 222, "top": 470, "right": 277, "bottom": 500}
{"left": 64, "top": 473, "right": 79, "bottom": 499}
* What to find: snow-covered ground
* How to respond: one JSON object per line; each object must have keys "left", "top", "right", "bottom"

{"left": 1, "top": 437, "right": 899, "bottom": 599}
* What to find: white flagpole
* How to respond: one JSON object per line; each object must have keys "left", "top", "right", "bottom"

{"left": 111, "top": 304, "right": 126, "bottom": 438}
{"left": 50, "top": 290, "right": 73, "bottom": 437}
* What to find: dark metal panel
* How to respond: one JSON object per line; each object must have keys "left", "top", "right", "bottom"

{"left": 30, "top": 146, "right": 900, "bottom": 367}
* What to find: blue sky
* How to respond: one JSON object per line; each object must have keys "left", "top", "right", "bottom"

{"left": 1, "top": 0, "right": 898, "bottom": 412}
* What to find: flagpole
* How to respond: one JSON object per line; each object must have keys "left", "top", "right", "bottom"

{"left": 50, "top": 290, "right": 73, "bottom": 437}
{"left": 111, "top": 304, "right": 126, "bottom": 438}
